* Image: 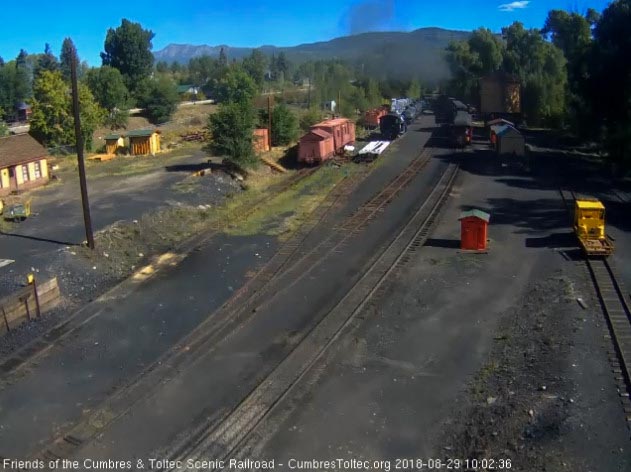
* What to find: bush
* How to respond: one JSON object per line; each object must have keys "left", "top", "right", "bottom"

{"left": 207, "top": 101, "right": 258, "bottom": 171}
{"left": 105, "top": 109, "right": 129, "bottom": 130}
{"left": 271, "top": 104, "right": 299, "bottom": 146}
{"left": 137, "top": 76, "right": 179, "bottom": 124}
{"left": 300, "top": 108, "right": 323, "bottom": 132}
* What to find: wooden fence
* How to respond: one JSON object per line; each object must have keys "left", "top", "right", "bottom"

{"left": 0, "top": 277, "right": 61, "bottom": 335}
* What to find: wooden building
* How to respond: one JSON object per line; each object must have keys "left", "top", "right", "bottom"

{"left": 16, "top": 102, "right": 32, "bottom": 122}
{"left": 0, "top": 134, "right": 49, "bottom": 196}
{"left": 127, "top": 129, "right": 161, "bottom": 156}
{"left": 253, "top": 128, "right": 270, "bottom": 153}
{"left": 104, "top": 133, "right": 126, "bottom": 155}
{"left": 480, "top": 72, "right": 521, "bottom": 118}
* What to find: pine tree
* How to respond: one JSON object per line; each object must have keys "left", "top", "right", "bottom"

{"left": 60, "top": 38, "right": 78, "bottom": 82}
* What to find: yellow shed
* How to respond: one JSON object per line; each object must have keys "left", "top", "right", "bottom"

{"left": 0, "top": 134, "right": 50, "bottom": 196}
{"left": 127, "top": 129, "right": 161, "bottom": 156}
{"left": 104, "top": 133, "right": 126, "bottom": 155}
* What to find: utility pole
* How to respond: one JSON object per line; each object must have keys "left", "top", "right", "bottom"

{"left": 307, "top": 77, "right": 311, "bottom": 108}
{"left": 70, "top": 46, "right": 95, "bottom": 249}
{"left": 267, "top": 95, "right": 273, "bottom": 149}
{"left": 337, "top": 90, "right": 341, "bottom": 118}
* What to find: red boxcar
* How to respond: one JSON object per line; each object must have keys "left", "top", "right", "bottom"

{"left": 310, "top": 118, "right": 355, "bottom": 153}
{"left": 363, "top": 108, "right": 387, "bottom": 128}
{"left": 298, "top": 129, "right": 335, "bottom": 164}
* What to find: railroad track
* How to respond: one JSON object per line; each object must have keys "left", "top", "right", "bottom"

{"left": 560, "top": 188, "right": 631, "bottom": 433}
{"left": 160, "top": 162, "right": 459, "bottom": 471}
{"left": 29, "top": 151, "right": 434, "bottom": 464}
{"left": 0, "top": 167, "right": 320, "bottom": 380}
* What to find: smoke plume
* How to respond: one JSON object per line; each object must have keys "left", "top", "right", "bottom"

{"left": 343, "top": 0, "right": 396, "bottom": 35}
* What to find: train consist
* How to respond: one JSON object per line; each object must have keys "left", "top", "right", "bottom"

{"left": 299, "top": 96, "right": 422, "bottom": 164}
{"left": 429, "top": 95, "right": 474, "bottom": 147}
{"left": 298, "top": 118, "right": 356, "bottom": 165}
{"left": 378, "top": 98, "right": 423, "bottom": 140}
{"left": 363, "top": 106, "right": 389, "bottom": 129}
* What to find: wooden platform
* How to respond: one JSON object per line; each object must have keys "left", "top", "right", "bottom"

{"left": 87, "top": 154, "right": 116, "bottom": 162}
{"left": 580, "top": 237, "right": 614, "bottom": 256}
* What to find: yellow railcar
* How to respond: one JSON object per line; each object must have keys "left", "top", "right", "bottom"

{"left": 574, "top": 198, "right": 613, "bottom": 256}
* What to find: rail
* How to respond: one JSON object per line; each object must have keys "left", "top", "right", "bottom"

{"left": 163, "top": 162, "right": 459, "bottom": 469}
{"left": 560, "top": 188, "right": 631, "bottom": 433}
{"left": 30, "top": 150, "right": 435, "bottom": 464}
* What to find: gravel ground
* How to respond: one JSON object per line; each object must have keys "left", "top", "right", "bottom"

{"left": 0, "top": 170, "right": 242, "bottom": 358}
{"left": 437, "top": 266, "right": 631, "bottom": 472}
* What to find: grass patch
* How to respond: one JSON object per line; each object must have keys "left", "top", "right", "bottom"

{"left": 171, "top": 176, "right": 203, "bottom": 194}
{"left": 55, "top": 146, "right": 201, "bottom": 180}
{"left": 225, "top": 165, "right": 349, "bottom": 238}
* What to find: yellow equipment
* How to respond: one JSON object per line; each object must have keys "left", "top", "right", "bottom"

{"left": 574, "top": 198, "right": 613, "bottom": 256}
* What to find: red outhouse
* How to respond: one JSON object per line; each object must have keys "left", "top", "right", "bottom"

{"left": 459, "top": 209, "right": 490, "bottom": 251}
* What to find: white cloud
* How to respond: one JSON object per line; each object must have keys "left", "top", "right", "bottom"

{"left": 498, "top": 1, "right": 530, "bottom": 11}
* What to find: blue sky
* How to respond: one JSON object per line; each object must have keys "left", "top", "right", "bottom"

{"left": 0, "top": 0, "right": 611, "bottom": 66}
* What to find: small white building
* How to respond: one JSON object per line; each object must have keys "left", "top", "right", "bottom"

{"left": 496, "top": 125, "right": 525, "bottom": 156}
{"left": 324, "top": 100, "right": 336, "bottom": 113}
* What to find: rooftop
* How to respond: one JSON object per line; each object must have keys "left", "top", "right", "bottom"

{"left": 0, "top": 134, "right": 48, "bottom": 168}
{"left": 304, "top": 129, "right": 332, "bottom": 140}
{"left": 576, "top": 199, "right": 605, "bottom": 210}
{"left": 312, "top": 118, "right": 352, "bottom": 128}
{"left": 126, "top": 129, "right": 160, "bottom": 138}
{"left": 459, "top": 209, "right": 491, "bottom": 222}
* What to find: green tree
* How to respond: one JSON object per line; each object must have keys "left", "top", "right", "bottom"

{"left": 365, "top": 78, "right": 382, "bottom": 107}
{"left": 215, "top": 66, "right": 258, "bottom": 104}
{"left": 468, "top": 28, "right": 504, "bottom": 74}
{"left": 502, "top": 22, "right": 567, "bottom": 125}
{"left": 105, "top": 108, "right": 129, "bottom": 130}
{"left": 589, "top": 0, "right": 631, "bottom": 168}
{"left": 0, "top": 116, "right": 8, "bottom": 137}
{"left": 188, "top": 55, "right": 219, "bottom": 86}
{"left": 77, "top": 82, "right": 106, "bottom": 150}
{"left": 270, "top": 104, "right": 298, "bottom": 146}
{"left": 59, "top": 38, "right": 78, "bottom": 82}
{"left": 207, "top": 101, "right": 258, "bottom": 170}
{"left": 406, "top": 79, "right": 422, "bottom": 100}
{"left": 446, "top": 28, "right": 504, "bottom": 102}
{"left": 84, "top": 66, "right": 130, "bottom": 111}
{"left": 0, "top": 60, "right": 31, "bottom": 118}
{"left": 34, "top": 43, "right": 59, "bottom": 78}
{"left": 542, "top": 9, "right": 597, "bottom": 133}
{"left": 29, "top": 70, "right": 72, "bottom": 147}
{"left": 137, "top": 76, "right": 179, "bottom": 124}
{"left": 29, "top": 70, "right": 105, "bottom": 149}
{"left": 101, "top": 19, "right": 155, "bottom": 94}
{"left": 242, "top": 49, "right": 268, "bottom": 86}
{"left": 300, "top": 107, "right": 323, "bottom": 131}
{"left": 218, "top": 47, "right": 228, "bottom": 68}
{"left": 445, "top": 41, "right": 480, "bottom": 101}
{"left": 155, "top": 61, "right": 169, "bottom": 73}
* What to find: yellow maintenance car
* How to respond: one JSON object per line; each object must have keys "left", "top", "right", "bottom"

{"left": 574, "top": 198, "right": 613, "bottom": 256}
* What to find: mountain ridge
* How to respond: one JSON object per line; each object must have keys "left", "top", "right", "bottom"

{"left": 153, "top": 27, "right": 471, "bottom": 83}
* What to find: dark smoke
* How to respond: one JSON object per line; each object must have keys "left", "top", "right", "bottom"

{"left": 343, "top": 0, "right": 396, "bottom": 35}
